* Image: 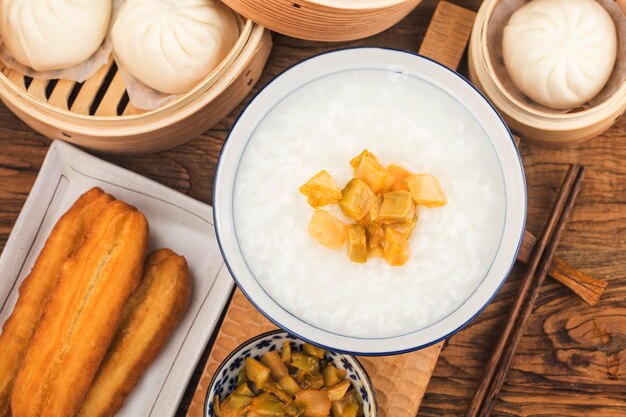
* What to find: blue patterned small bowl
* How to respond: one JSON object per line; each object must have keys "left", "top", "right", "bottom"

{"left": 204, "top": 330, "right": 378, "bottom": 417}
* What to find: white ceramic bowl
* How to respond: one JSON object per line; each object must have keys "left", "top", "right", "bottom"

{"left": 214, "top": 48, "right": 526, "bottom": 355}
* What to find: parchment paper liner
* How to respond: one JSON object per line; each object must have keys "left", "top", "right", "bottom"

{"left": 485, "top": 0, "right": 626, "bottom": 114}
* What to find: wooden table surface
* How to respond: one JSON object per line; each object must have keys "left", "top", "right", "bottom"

{"left": 1, "top": 1, "right": 625, "bottom": 416}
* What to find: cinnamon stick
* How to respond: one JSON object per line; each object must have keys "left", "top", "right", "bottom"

{"left": 465, "top": 165, "right": 586, "bottom": 417}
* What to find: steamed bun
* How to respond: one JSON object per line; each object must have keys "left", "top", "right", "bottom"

{"left": 0, "top": 0, "right": 112, "bottom": 71}
{"left": 112, "top": 0, "right": 240, "bottom": 95}
{"left": 503, "top": 0, "right": 617, "bottom": 110}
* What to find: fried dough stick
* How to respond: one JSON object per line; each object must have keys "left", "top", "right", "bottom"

{"left": 12, "top": 200, "right": 148, "bottom": 417}
{"left": 0, "top": 187, "right": 114, "bottom": 417}
{"left": 78, "top": 249, "right": 191, "bottom": 417}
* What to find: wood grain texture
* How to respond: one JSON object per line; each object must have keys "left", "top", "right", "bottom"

{"left": 418, "top": 1, "right": 475, "bottom": 69}
{"left": 466, "top": 166, "right": 586, "bottom": 417}
{"left": 0, "top": 1, "right": 624, "bottom": 416}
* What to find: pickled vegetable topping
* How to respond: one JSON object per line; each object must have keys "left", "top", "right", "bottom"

{"left": 299, "top": 170, "right": 342, "bottom": 208}
{"left": 308, "top": 210, "right": 347, "bottom": 250}
{"left": 213, "top": 341, "right": 363, "bottom": 417}
{"left": 339, "top": 179, "right": 375, "bottom": 221}
{"left": 406, "top": 173, "right": 447, "bottom": 208}
{"left": 300, "top": 150, "right": 446, "bottom": 266}
{"left": 346, "top": 225, "right": 367, "bottom": 263}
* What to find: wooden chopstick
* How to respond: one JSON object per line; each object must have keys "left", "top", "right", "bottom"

{"left": 517, "top": 231, "right": 607, "bottom": 305}
{"left": 513, "top": 136, "right": 604, "bottom": 305}
{"left": 465, "top": 165, "right": 586, "bottom": 417}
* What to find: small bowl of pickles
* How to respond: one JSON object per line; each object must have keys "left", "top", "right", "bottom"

{"left": 205, "top": 330, "right": 378, "bottom": 417}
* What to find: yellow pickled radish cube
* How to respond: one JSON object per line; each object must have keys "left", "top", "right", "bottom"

{"left": 299, "top": 170, "right": 342, "bottom": 208}
{"left": 376, "top": 191, "right": 415, "bottom": 224}
{"left": 387, "top": 165, "right": 413, "bottom": 192}
{"left": 385, "top": 212, "right": 418, "bottom": 239}
{"left": 383, "top": 227, "right": 410, "bottom": 266}
{"left": 365, "top": 222, "right": 385, "bottom": 249}
{"left": 354, "top": 155, "right": 395, "bottom": 194}
{"left": 346, "top": 224, "right": 367, "bottom": 263}
{"left": 349, "top": 149, "right": 379, "bottom": 170}
{"left": 339, "top": 178, "right": 375, "bottom": 221}
{"left": 356, "top": 213, "right": 371, "bottom": 226}
{"left": 367, "top": 245, "right": 384, "bottom": 259}
{"left": 406, "top": 173, "right": 447, "bottom": 207}
{"left": 308, "top": 210, "right": 347, "bottom": 250}
{"left": 368, "top": 194, "right": 383, "bottom": 222}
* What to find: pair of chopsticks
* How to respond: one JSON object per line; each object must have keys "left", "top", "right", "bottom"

{"left": 465, "top": 165, "right": 586, "bottom": 417}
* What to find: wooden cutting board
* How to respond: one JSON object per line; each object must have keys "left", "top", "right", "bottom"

{"left": 185, "top": 3, "right": 477, "bottom": 417}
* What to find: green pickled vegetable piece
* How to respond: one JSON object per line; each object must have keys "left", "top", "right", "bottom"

{"left": 245, "top": 358, "right": 271, "bottom": 390}
{"left": 291, "top": 352, "right": 320, "bottom": 374}
{"left": 261, "top": 380, "right": 292, "bottom": 403}
{"left": 261, "top": 350, "right": 289, "bottom": 381}
{"left": 377, "top": 191, "right": 415, "bottom": 224}
{"left": 303, "top": 343, "right": 326, "bottom": 359}
{"left": 286, "top": 402, "right": 306, "bottom": 417}
{"left": 331, "top": 402, "right": 359, "bottom": 417}
{"left": 299, "top": 372, "right": 324, "bottom": 390}
{"left": 325, "top": 380, "right": 351, "bottom": 402}
{"left": 299, "top": 170, "right": 342, "bottom": 208}
{"left": 322, "top": 364, "right": 346, "bottom": 387}
{"left": 365, "top": 222, "right": 385, "bottom": 249}
{"left": 385, "top": 212, "right": 418, "bottom": 239}
{"left": 232, "top": 382, "right": 254, "bottom": 397}
{"left": 331, "top": 390, "right": 363, "bottom": 417}
{"left": 248, "top": 393, "right": 286, "bottom": 416}
{"left": 213, "top": 394, "right": 222, "bottom": 417}
{"left": 347, "top": 224, "right": 367, "bottom": 263}
{"left": 219, "top": 394, "right": 252, "bottom": 417}
{"left": 282, "top": 341, "right": 292, "bottom": 364}
{"left": 295, "top": 390, "right": 331, "bottom": 417}
{"left": 237, "top": 367, "right": 248, "bottom": 386}
{"left": 278, "top": 375, "right": 301, "bottom": 396}
{"left": 339, "top": 178, "right": 375, "bottom": 221}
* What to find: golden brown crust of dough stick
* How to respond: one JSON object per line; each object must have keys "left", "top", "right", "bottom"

{"left": 11, "top": 200, "right": 148, "bottom": 417}
{"left": 78, "top": 249, "right": 191, "bottom": 417}
{"left": 0, "top": 187, "right": 114, "bottom": 417}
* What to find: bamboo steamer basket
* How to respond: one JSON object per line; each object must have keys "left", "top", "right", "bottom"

{"left": 220, "top": 0, "right": 421, "bottom": 42}
{"left": 468, "top": 0, "right": 626, "bottom": 146}
{"left": 0, "top": 17, "right": 272, "bottom": 154}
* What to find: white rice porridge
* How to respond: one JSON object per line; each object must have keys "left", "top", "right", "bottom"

{"left": 234, "top": 69, "right": 506, "bottom": 338}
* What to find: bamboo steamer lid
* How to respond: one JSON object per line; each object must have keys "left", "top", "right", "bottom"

{"left": 468, "top": 0, "right": 626, "bottom": 146}
{"left": 221, "top": 0, "right": 422, "bottom": 41}
{"left": 0, "top": 17, "right": 272, "bottom": 155}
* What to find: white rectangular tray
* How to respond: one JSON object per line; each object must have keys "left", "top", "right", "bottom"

{"left": 0, "top": 140, "right": 234, "bottom": 417}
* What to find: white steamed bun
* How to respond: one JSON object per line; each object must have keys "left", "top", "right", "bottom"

{"left": 503, "top": 0, "right": 617, "bottom": 110}
{"left": 0, "top": 0, "right": 112, "bottom": 71}
{"left": 112, "top": 0, "right": 240, "bottom": 95}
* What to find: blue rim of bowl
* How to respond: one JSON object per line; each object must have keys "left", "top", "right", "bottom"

{"left": 202, "top": 329, "right": 379, "bottom": 417}
{"left": 213, "top": 46, "right": 527, "bottom": 356}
